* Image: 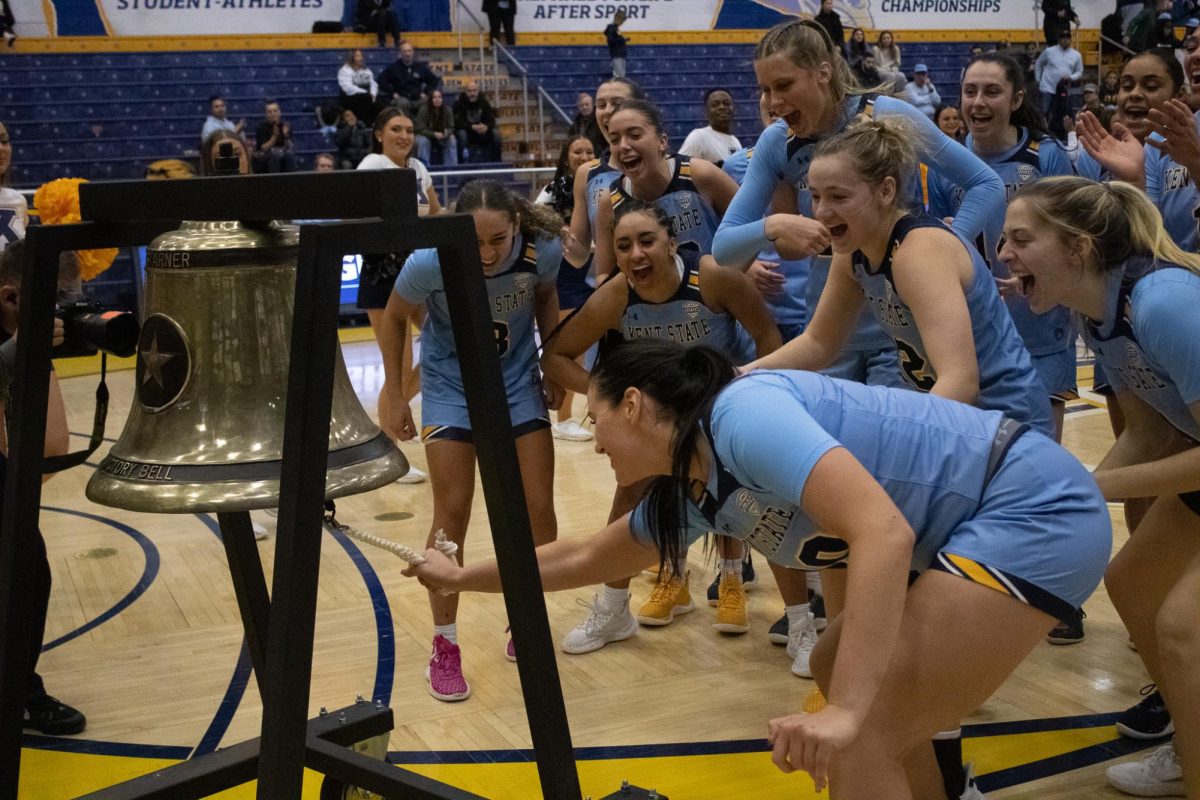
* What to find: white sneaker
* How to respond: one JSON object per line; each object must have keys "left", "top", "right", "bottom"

{"left": 396, "top": 465, "right": 427, "bottom": 484}
{"left": 552, "top": 419, "right": 593, "bottom": 442}
{"left": 786, "top": 611, "right": 818, "bottom": 678}
{"left": 1107, "top": 743, "right": 1185, "bottom": 797}
{"left": 560, "top": 594, "right": 638, "bottom": 654}
{"left": 252, "top": 520, "right": 270, "bottom": 541}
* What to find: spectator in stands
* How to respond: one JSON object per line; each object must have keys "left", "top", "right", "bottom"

{"left": 1078, "top": 82, "right": 1112, "bottom": 127}
{"left": 415, "top": 88, "right": 458, "bottom": 166}
{"left": 1042, "top": 0, "right": 1079, "bottom": 44}
{"left": 483, "top": 0, "right": 516, "bottom": 47}
{"left": 679, "top": 88, "right": 741, "bottom": 167}
{"left": 252, "top": 101, "right": 296, "bottom": 174}
{"left": 934, "top": 103, "right": 965, "bottom": 142}
{"left": 378, "top": 41, "right": 441, "bottom": 120}
{"left": 314, "top": 152, "right": 336, "bottom": 172}
{"left": 1016, "top": 40, "right": 1041, "bottom": 88}
{"left": 338, "top": 49, "right": 380, "bottom": 126}
{"left": 960, "top": 44, "right": 984, "bottom": 81}
{"left": 1119, "top": 0, "right": 1146, "bottom": 29}
{"left": 1151, "top": 11, "right": 1183, "bottom": 52}
{"left": 1126, "top": 0, "right": 1173, "bottom": 52}
{"left": 453, "top": 80, "right": 501, "bottom": 162}
{"left": 356, "top": 0, "right": 401, "bottom": 49}
{"left": 1, "top": 0, "right": 15, "bottom": 47}
{"left": 904, "top": 64, "right": 941, "bottom": 119}
{"left": 872, "top": 30, "right": 903, "bottom": 89}
{"left": 201, "top": 95, "right": 244, "bottom": 143}
{"left": 335, "top": 108, "right": 373, "bottom": 170}
{"left": 201, "top": 130, "right": 249, "bottom": 176}
{"left": 814, "top": 0, "right": 846, "bottom": 58}
{"left": 847, "top": 27, "right": 870, "bottom": 66}
{"left": 0, "top": 122, "right": 26, "bottom": 249}
{"left": 1100, "top": 68, "right": 1119, "bottom": 107}
{"left": 568, "top": 92, "right": 605, "bottom": 156}
{"left": 853, "top": 53, "right": 883, "bottom": 87}
{"left": 1035, "top": 28, "right": 1083, "bottom": 116}
{"left": 605, "top": 10, "right": 629, "bottom": 78}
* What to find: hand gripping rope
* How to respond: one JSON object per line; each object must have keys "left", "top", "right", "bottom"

{"left": 323, "top": 501, "right": 458, "bottom": 594}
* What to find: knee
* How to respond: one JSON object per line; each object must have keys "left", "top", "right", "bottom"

{"left": 1155, "top": 602, "right": 1200, "bottom": 667}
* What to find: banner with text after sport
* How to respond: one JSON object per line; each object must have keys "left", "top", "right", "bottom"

{"left": 474, "top": 0, "right": 1106, "bottom": 33}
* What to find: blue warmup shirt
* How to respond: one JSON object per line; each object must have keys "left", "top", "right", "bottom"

{"left": 394, "top": 232, "right": 560, "bottom": 411}
{"left": 1145, "top": 120, "right": 1200, "bottom": 253}
{"left": 927, "top": 128, "right": 1075, "bottom": 357}
{"left": 609, "top": 155, "right": 721, "bottom": 256}
{"left": 618, "top": 248, "right": 751, "bottom": 361}
{"left": 723, "top": 145, "right": 807, "bottom": 337}
{"left": 1085, "top": 258, "right": 1200, "bottom": 441}
{"left": 630, "top": 371, "right": 1002, "bottom": 571}
{"left": 850, "top": 214, "right": 1054, "bottom": 434}
{"left": 712, "top": 95, "right": 1005, "bottom": 268}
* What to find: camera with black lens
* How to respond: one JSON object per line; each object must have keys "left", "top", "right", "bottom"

{"left": 54, "top": 292, "right": 140, "bottom": 359}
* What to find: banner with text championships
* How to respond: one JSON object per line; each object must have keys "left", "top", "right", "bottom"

{"left": 94, "top": 0, "right": 342, "bottom": 35}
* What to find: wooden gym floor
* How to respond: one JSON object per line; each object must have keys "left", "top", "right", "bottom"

{"left": 16, "top": 337, "right": 1164, "bottom": 798}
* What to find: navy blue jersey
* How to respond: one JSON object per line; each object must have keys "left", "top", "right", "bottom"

{"left": 395, "top": 233, "right": 560, "bottom": 411}
{"left": 1084, "top": 258, "right": 1200, "bottom": 441}
{"left": 619, "top": 249, "right": 749, "bottom": 360}
{"left": 928, "top": 128, "right": 1075, "bottom": 357}
{"left": 849, "top": 214, "right": 1054, "bottom": 434}
{"left": 609, "top": 155, "right": 721, "bottom": 256}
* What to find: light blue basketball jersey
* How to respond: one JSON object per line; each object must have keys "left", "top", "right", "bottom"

{"left": 584, "top": 157, "right": 621, "bottom": 239}
{"left": 849, "top": 214, "right": 1054, "bottom": 434}
{"left": 609, "top": 155, "right": 721, "bottom": 255}
{"left": 1084, "top": 258, "right": 1200, "bottom": 441}
{"left": 630, "top": 371, "right": 1004, "bottom": 572}
{"left": 1145, "top": 122, "right": 1200, "bottom": 253}
{"left": 723, "top": 146, "right": 808, "bottom": 338}
{"left": 713, "top": 95, "right": 1005, "bottom": 269}
{"left": 927, "top": 128, "right": 1075, "bottom": 357}
{"left": 618, "top": 249, "right": 750, "bottom": 361}
{"left": 394, "top": 232, "right": 560, "bottom": 412}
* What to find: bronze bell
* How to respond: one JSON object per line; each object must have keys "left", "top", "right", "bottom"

{"left": 86, "top": 220, "right": 409, "bottom": 513}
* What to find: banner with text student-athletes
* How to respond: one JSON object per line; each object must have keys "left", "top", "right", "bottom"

{"left": 491, "top": 0, "right": 1105, "bottom": 32}
{"left": 92, "top": 0, "right": 342, "bottom": 36}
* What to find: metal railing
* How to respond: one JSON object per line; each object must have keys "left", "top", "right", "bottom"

{"left": 431, "top": 165, "right": 556, "bottom": 204}
{"left": 454, "top": 0, "right": 501, "bottom": 109}
{"left": 1097, "top": 32, "right": 1135, "bottom": 71}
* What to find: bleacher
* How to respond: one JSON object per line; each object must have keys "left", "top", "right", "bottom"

{"left": 0, "top": 40, "right": 987, "bottom": 190}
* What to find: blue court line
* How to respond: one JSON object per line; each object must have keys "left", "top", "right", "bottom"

{"left": 20, "top": 735, "right": 192, "bottom": 760}
{"left": 976, "top": 735, "right": 1160, "bottom": 793}
{"left": 326, "top": 526, "right": 396, "bottom": 707}
{"left": 39, "top": 507, "right": 159, "bottom": 653}
{"left": 963, "top": 712, "right": 1120, "bottom": 737}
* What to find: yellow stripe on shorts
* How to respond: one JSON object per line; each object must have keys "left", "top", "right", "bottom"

{"left": 944, "top": 553, "right": 1011, "bottom": 597}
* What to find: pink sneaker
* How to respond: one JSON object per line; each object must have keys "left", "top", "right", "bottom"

{"left": 504, "top": 626, "right": 516, "bottom": 662}
{"left": 425, "top": 635, "right": 471, "bottom": 701}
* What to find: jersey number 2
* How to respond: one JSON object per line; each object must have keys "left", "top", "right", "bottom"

{"left": 896, "top": 338, "right": 936, "bottom": 391}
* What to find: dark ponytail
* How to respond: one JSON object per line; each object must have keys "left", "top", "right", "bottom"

{"left": 590, "top": 340, "right": 737, "bottom": 572}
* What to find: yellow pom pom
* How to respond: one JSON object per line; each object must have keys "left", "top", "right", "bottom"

{"left": 31, "top": 178, "right": 117, "bottom": 282}
{"left": 803, "top": 688, "right": 827, "bottom": 714}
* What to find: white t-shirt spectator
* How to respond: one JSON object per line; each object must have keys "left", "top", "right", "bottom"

{"left": 904, "top": 80, "right": 941, "bottom": 119}
{"left": 0, "top": 188, "right": 28, "bottom": 252}
{"left": 357, "top": 152, "right": 433, "bottom": 214}
{"left": 338, "top": 65, "right": 378, "bottom": 99}
{"left": 201, "top": 115, "right": 237, "bottom": 143}
{"left": 678, "top": 126, "right": 742, "bottom": 166}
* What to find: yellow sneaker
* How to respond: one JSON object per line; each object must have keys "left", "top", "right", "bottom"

{"left": 712, "top": 572, "right": 749, "bottom": 634}
{"left": 636, "top": 571, "right": 694, "bottom": 626}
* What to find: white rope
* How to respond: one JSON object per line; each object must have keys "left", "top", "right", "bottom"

{"left": 326, "top": 517, "right": 459, "bottom": 594}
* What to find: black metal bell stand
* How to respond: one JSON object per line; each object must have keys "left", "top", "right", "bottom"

{"left": 0, "top": 171, "right": 582, "bottom": 799}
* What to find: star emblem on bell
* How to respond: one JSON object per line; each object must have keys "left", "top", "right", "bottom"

{"left": 135, "top": 314, "right": 191, "bottom": 412}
